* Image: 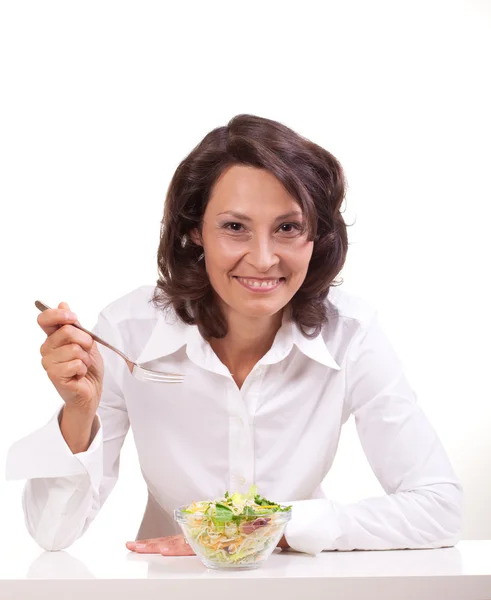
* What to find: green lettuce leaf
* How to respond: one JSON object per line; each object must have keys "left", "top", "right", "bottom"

{"left": 214, "top": 502, "right": 234, "bottom": 522}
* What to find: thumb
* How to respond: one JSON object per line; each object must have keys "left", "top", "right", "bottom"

{"left": 57, "top": 301, "right": 80, "bottom": 326}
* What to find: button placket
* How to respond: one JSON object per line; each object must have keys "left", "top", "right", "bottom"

{"left": 244, "top": 364, "right": 266, "bottom": 419}
{"left": 231, "top": 365, "right": 265, "bottom": 491}
{"left": 228, "top": 383, "right": 254, "bottom": 492}
{"left": 227, "top": 381, "right": 252, "bottom": 492}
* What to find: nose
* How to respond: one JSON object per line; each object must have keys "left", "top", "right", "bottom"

{"left": 245, "top": 235, "right": 280, "bottom": 272}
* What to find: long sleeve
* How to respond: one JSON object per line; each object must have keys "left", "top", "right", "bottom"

{"left": 5, "top": 310, "right": 130, "bottom": 551}
{"left": 284, "top": 311, "right": 464, "bottom": 555}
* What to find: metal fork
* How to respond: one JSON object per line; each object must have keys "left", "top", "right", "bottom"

{"left": 35, "top": 300, "right": 184, "bottom": 384}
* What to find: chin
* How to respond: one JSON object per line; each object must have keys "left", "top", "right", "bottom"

{"left": 230, "top": 297, "right": 288, "bottom": 319}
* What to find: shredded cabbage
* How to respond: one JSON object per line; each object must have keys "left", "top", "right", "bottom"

{"left": 178, "top": 485, "right": 291, "bottom": 566}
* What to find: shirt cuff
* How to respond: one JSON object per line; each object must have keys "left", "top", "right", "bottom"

{"left": 5, "top": 404, "right": 103, "bottom": 495}
{"left": 283, "top": 498, "right": 344, "bottom": 555}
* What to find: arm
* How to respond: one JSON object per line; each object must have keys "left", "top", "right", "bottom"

{"left": 284, "top": 311, "right": 463, "bottom": 555}
{"left": 5, "top": 310, "right": 130, "bottom": 552}
{"left": 59, "top": 403, "right": 100, "bottom": 454}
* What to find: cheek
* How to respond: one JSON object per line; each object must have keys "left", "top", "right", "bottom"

{"left": 205, "top": 238, "right": 243, "bottom": 272}
{"left": 284, "top": 241, "right": 313, "bottom": 274}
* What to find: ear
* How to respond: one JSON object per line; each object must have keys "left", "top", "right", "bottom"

{"left": 189, "top": 228, "right": 202, "bottom": 246}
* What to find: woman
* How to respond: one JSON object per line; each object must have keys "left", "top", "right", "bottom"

{"left": 5, "top": 114, "right": 463, "bottom": 556}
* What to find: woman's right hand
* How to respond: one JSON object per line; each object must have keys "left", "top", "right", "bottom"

{"left": 38, "top": 301, "right": 104, "bottom": 415}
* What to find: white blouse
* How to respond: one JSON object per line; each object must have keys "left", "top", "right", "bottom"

{"left": 5, "top": 284, "right": 463, "bottom": 555}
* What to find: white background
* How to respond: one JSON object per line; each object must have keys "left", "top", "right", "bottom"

{"left": 1, "top": 0, "right": 490, "bottom": 562}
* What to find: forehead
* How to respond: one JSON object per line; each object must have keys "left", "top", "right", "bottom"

{"left": 206, "top": 164, "right": 300, "bottom": 215}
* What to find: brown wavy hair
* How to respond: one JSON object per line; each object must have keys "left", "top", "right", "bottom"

{"left": 151, "top": 114, "right": 351, "bottom": 339}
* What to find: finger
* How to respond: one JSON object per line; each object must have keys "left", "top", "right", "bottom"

{"left": 134, "top": 543, "right": 163, "bottom": 554}
{"left": 48, "top": 343, "right": 92, "bottom": 369}
{"left": 126, "top": 535, "right": 195, "bottom": 555}
{"left": 37, "top": 303, "right": 79, "bottom": 336}
{"left": 126, "top": 538, "right": 167, "bottom": 553}
{"left": 42, "top": 323, "right": 94, "bottom": 354}
{"left": 48, "top": 358, "right": 88, "bottom": 381}
{"left": 127, "top": 537, "right": 167, "bottom": 546}
{"left": 159, "top": 544, "right": 195, "bottom": 556}
{"left": 159, "top": 536, "right": 195, "bottom": 556}
{"left": 58, "top": 302, "right": 81, "bottom": 326}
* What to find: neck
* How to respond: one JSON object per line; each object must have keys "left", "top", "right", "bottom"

{"left": 210, "top": 307, "right": 284, "bottom": 374}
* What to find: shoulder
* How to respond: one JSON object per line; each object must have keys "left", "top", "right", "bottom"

{"left": 95, "top": 285, "right": 183, "bottom": 358}
{"left": 98, "top": 284, "right": 162, "bottom": 324}
{"left": 316, "top": 285, "right": 381, "bottom": 357}
{"left": 324, "top": 285, "right": 378, "bottom": 328}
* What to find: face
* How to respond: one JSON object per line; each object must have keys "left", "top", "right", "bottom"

{"left": 193, "top": 165, "right": 314, "bottom": 320}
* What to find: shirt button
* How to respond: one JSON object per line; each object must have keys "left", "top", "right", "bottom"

{"left": 238, "top": 476, "right": 246, "bottom": 485}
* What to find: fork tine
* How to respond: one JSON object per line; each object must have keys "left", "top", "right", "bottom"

{"left": 145, "top": 373, "right": 184, "bottom": 383}
{"left": 132, "top": 364, "right": 184, "bottom": 383}
{"left": 139, "top": 372, "right": 184, "bottom": 383}
{"left": 147, "top": 376, "right": 183, "bottom": 383}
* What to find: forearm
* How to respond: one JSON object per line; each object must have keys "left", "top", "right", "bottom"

{"left": 60, "top": 405, "right": 99, "bottom": 454}
{"left": 284, "top": 482, "right": 463, "bottom": 555}
{"left": 336, "top": 483, "right": 462, "bottom": 549}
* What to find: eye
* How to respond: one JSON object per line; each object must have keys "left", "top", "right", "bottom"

{"left": 278, "top": 223, "right": 302, "bottom": 234}
{"left": 223, "top": 222, "right": 244, "bottom": 232}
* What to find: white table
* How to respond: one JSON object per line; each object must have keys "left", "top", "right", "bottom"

{"left": 1, "top": 540, "right": 490, "bottom": 599}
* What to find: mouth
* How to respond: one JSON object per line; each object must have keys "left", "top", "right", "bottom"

{"left": 232, "top": 276, "right": 285, "bottom": 293}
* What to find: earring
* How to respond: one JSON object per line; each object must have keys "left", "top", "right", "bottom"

{"left": 197, "top": 252, "right": 204, "bottom": 262}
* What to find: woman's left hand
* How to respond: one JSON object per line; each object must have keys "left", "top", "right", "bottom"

{"left": 126, "top": 534, "right": 195, "bottom": 555}
{"left": 126, "top": 533, "right": 290, "bottom": 555}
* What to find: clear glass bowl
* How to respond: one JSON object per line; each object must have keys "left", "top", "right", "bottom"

{"left": 174, "top": 505, "right": 292, "bottom": 570}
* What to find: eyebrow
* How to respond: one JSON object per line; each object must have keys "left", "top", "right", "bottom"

{"left": 216, "top": 210, "right": 303, "bottom": 221}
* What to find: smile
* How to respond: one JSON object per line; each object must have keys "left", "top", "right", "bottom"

{"left": 233, "top": 277, "right": 284, "bottom": 292}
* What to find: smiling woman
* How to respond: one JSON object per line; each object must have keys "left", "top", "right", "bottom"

{"left": 6, "top": 113, "right": 462, "bottom": 559}
{"left": 152, "top": 114, "right": 350, "bottom": 342}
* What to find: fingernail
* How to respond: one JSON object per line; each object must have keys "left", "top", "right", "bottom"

{"left": 66, "top": 312, "right": 77, "bottom": 320}
{"left": 126, "top": 542, "right": 136, "bottom": 549}
{"left": 136, "top": 543, "right": 146, "bottom": 550}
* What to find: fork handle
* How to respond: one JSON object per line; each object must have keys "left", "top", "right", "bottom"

{"left": 34, "top": 300, "right": 133, "bottom": 367}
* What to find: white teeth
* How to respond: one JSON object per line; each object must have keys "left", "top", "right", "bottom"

{"left": 237, "top": 277, "right": 280, "bottom": 288}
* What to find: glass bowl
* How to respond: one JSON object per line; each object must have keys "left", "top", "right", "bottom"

{"left": 174, "top": 504, "right": 292, "bottom": 570}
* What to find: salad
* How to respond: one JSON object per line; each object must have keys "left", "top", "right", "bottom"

{"left": 175, "top": 484, "right": 292, "bottom": 567}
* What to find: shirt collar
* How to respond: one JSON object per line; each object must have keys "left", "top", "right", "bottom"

{"left": 291, "top": 323, "right": 340, "bottom": 370}
{"left": 135, "top": 308, "right": 197, "bottom": 365}
{"left": 135, "top": 306, "right": 340, "bottom": 371}
{"left": 283, "top": 305, "right": 341, "bottom": 370}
